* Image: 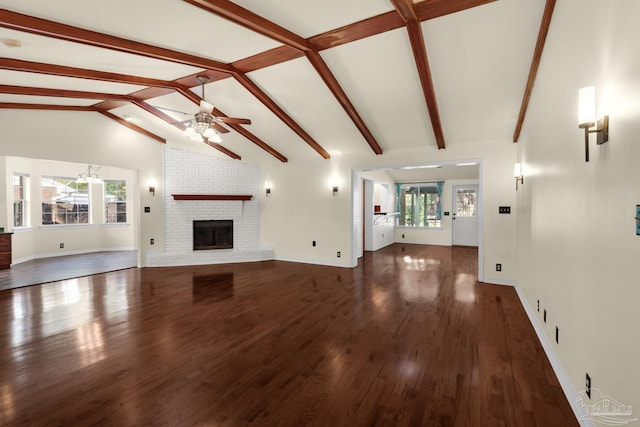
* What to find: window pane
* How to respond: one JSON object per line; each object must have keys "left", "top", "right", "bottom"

{"left": 105, "top": 180, "right": 126, "bottom": 223}
{"left": 456, "top": 188, "right": 477, "bottom": 217}
{"left": 13, "top": 175, "right": 25, "bottom": 227}
{"left": 42, "top": 177, "right": 89, "bottom": 225}
{"left": 398, "top": 183, "right": 441, "bottom": 228}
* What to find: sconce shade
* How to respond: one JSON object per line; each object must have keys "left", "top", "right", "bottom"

{"left": 578, "top": 86, "right": 596, "bottom": 127}
{"left": 514, "top": 163, "right": 522, "bottom": 178}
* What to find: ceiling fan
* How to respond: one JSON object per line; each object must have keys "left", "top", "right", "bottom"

{"left": 161, "top": 76, "right": 251, "bottom": 143}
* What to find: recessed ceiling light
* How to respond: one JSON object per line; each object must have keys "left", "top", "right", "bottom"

{"left": 1, "top": 38, "right": 22, "bottom": 48}
{"left": 402, "top": 164, "right": 441, "bottom": 170}
{"left": 456, "top": 162, "right": 477, "bottom": 166}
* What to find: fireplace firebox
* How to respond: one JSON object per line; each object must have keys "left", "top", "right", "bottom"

{"left": 193, "top": 220, "right": 233, "bottom": 250}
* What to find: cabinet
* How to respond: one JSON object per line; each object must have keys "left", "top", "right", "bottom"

{"left": 0, "top": 233, "right": 12, "bottom": 269}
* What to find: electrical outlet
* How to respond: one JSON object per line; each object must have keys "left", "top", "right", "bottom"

{"left": 312, "top": 241, "right": 316, "bottom": 247}
{"left": 59, "top": 243, "right": 64, "bottom": 249}
{"left": 555, "top": 326, "right": 559, "bottom": 344}
{"left": 537, "top": 300, "right": 540, "bottom": 312}
{"left": 496, "top": 263, "right": 502, "bottom": 272}
{"left": 337, "top": 251, "right": 341, "bottom": 258}
{"left": 543, "top": 309, "right": 547, "bottom": 323}
{"left": 586, "top": 373, "right": 591, "bottom": 399}
{"left": 150, "top": 238, "right": 154, "bottom": 245}
{"left": 498, "top": 206, "right": 511, "bottom": 214}
{"left": 144, "top": 206, "right": 150, "bottom": 213}
{"left": 402, "top": 234, "right": 405, "bottom": 238}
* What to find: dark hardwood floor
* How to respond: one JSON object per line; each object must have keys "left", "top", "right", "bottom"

{"left": 0, "top": 244, "right": 577, "bottom": 426}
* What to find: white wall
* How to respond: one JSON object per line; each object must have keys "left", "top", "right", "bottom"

{"left": 0, "top": 109, "right": 164, "bottom": 265}
{"left": 517, "top": 0, "right": 640, "bottom": 418}
{"left": 350, "top": 140, "right": 517, "bottom": 283}
{"left": 261, "top": 138, "right": 517, "bottom": 280}
{"left": 261, "top": 155, "right": 352, "bottom": 267}
{"left": 145, "top": 146, "right": 272, "bottom": 266}
{"left": 2, "top": 156, "right": 136, "bottom": 262}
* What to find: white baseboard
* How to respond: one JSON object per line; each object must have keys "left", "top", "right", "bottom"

{"left": 482, "top": 278, "right": 517, "bottom": 286}
{"left": 513, "top": 284, "right": 593, "bottom": 427}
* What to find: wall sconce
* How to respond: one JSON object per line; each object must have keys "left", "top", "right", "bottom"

{"left": 332, "top": 185, "right": 339, "bottom": 196}
{"left": 265, "top": 181, "right": 271, "bottom": 197}
{"left": 148, "top": 179, "right": 156, "bottom": 196}
{"left": 578, "top": 86, "right": 609, "bottom": 162}
{"left": 514, "top": 163, "right": 524, "bottom": 190}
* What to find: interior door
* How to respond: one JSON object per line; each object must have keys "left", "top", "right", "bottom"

{"left": 452, "top": 184, "right": 479, "bottom": 247}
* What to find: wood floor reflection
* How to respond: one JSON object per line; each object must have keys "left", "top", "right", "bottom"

{"left": 0, "top": 244, "right": 577, "bottom": 426}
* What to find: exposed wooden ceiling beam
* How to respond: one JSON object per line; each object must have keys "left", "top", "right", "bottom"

{"left": 0, "top": 103, "right": 94, "bottom": 111}
{"left": 173, "top": 84, "right": 287, "bottom": 161}
{"left": 184, "top": 0, "right": 310, "bottom": 51}
{"left": 130, "top": 100, "right": 241, "bottom": 159}
{"left": 0, "top": 8, "right": 322, "bottom": 158}
{"left": 94, "top": 109, "right": 167, "bottom": 143}
{"left": 305, "top": 52, "right": 382, "bottom": 154}
{"left": 0, "top": 9, "right": 234, "bottom": 73}
{"left": 233, "top": 46, "right": 304, "bottom": 74}
{"left": 0, "top": 101, "right": 166, "bottom": 143}
{"left": 310, "top": 12, "right": 404, "bottom": 51}
{"left": 513, "top": 0, "right": 556, "bottom": 142}
{"left": 0, "top": 58, "right": 176, "bottom": 89}
{"left": 0, "top": 84, "right": 129, "bottom": 101}
{"left": 233, "top": 73, "right": 330, "bottom": 159}
{"left": 392, "top": 0, "right": 446, "bottom": 149}
{"left": 0, "top": 60, "right": 290, "bottom": 161}
{"left": 185, "top": 0, "right": 379, "bottom": 156}
{"left": 129, "top": 100, "right": 186, "bottom": 129}
{"left": 225, "top": 124, "right": 288, "bottom": 163}
{"left": 204, "top": 140, "right": 241, "bottom": 160}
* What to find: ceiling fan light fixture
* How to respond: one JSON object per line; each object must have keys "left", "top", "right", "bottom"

{"left": 210, "top": 132, "right": 222, "bottom": 143}
{"left": 190, "top": 134, "right": 204, "bottom": 142}
{"left": 203, "top": 127, "right": 215, "bottom": 138}
{"left": 184, "top": 126, "right": 196, "bottom": 136}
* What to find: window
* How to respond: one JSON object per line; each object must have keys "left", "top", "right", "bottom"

{"left": 42, "top": 177, "right": 89, "bottom": 225}
{"left": 13, "top": 174, "right": 28, "bottom": 228}
{"left": 397, "top": 182, "right": 443, "bottom": 228}
{"left": 455, "top": 187, "right": 477, "bottom": 217}
{"left": 105, "top": 180, "right": 126, "bottom": 223}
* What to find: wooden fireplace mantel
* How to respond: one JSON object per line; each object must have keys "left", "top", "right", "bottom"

{"left": 171, "top": 194, "right": 253, "bottom": 201}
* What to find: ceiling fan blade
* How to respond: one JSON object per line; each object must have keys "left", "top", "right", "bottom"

{"left": 217, "top": 117, "right": 251, "bottom": 125}
{"left": 200, "top": 100, "right": 214, "bottom": 114}
{"left": 170, "top": 119, "right": 192, "bottom": 126}
{"left": 152, "top": 105, "right": 190, "bottom": 115}
{"left": 213, "top": 122, "right": 230, "bottom": 134}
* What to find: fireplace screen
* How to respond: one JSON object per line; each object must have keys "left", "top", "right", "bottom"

{"left": 193, "top": 220, "right": 233, "bottom": 250}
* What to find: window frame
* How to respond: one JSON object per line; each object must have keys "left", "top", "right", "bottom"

{"left": 396, "top": 182, "right": 443, "bottom": 229}
{"left": 13, "top": 173, "right": 29, "bottom": 228}
{"left": 104, "top": 179, "right": 127, "bottom": 224}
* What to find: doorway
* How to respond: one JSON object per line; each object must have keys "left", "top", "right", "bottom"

{"left": 452, "top": 184, "right": 479, "bottom": 247}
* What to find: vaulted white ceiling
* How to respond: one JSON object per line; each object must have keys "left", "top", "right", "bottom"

{"left": 0, "top": 0, "right": 548, "bottom": 165}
